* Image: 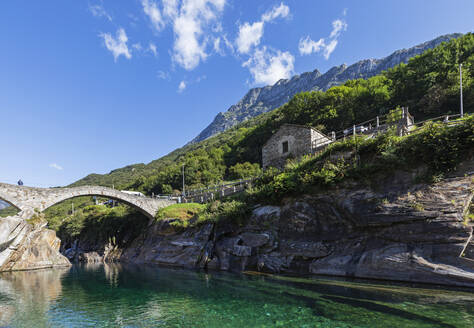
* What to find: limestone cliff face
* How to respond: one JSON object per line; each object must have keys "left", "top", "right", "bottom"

{"left": 65, "top": 159, "right": 474, "bottom": 287}
{"left": 190, "top": 33, "right": 462, "bottom": 144}
{"left": 0, "top": 215, "right": 70, "bottom": 272}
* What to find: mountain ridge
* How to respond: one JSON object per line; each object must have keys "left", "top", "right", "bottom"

{"left": 190, "top": 33, "right": 463, "bottom": 144}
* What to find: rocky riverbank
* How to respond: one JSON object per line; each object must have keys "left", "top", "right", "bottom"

{"left": 0, "top": 214, "right": 70, "bottom": 271}
{"left": 60, "top": 159, "right": 474, "bottom": 287}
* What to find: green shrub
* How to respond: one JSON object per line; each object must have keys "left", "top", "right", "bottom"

{"left": 197, "top": 200, "right": 251, "bottom": 226}
{"left": 228, "top": 162, "right": 262, "bottom": 180}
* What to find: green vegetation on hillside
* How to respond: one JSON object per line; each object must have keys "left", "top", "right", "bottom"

{"left": 71, "top": 33, "right": 473, "bottom": 196}
{"left": 248, "top": 115, "right": 474, "bottom": 204}
{"left": 44, "top": 198, "right": 148, "bottom": 248}
{"left": 155, "top": 115, "right": 473, "bottom": 228}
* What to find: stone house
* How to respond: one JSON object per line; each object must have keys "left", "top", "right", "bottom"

{"left": 262, "top": 124, "right": 332, "bottom": 169}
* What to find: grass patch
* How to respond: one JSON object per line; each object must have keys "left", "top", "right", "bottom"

{"left": 196, "top": 200, "right": 251, "bottom": 227}
{"left": 156, "top": 203, "right": 206, "bottom": 220}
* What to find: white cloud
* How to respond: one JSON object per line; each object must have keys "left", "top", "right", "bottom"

{"left": 133, "top": 42, "right": 143, "bottom": 51}
{"left": 261, "top": 2, "right": 289, "bottom": 22}
{"left": 89, "top": 2, "right": 112, "bottom": 21}
{"left": 196, "top": 75, "right": 206, "bottom": 82}
{"left": 329, "top": 19, "right": 347, "bottom": 39}
{"left": 157, "top": 70, "right": 170, "bottom": 80}
{"left": 243, "top": 47, "right": 294, "bottom": 85}
{"left": 140, "top": 0, "right": 226, "bottom": 70}
{"left": 323, "top": 39, "right": 338, "bottom": 59}
{"left": 214, "top": 34, "right": 234, "bottom": 55}
{"left": 298, "top": 36, "right": 324, "bottom": 55}
{"left": 298, "top": 16, "right": 347, "bottom": 59}
{"left": 213, "top": 37, "right": 222, "bottom": 54}
{"left": 49, "top": 163, "right": 63, "bottom": 171}
{"left": 236, "top": 21, "right": 264, "bottom": 54}
{"left": 178, "top": 80, "right": 187, "bottom": 92}
{"left": 236, "top": 2, "right": 289, "bottom": 54}
{"left": 171, "top": 0, "right": 226, "bottom": 70}
{"left": 142, "top": 0, "right": 165, "bottom": 31}
{"left": 222, "top": 34, "right": 234, "bottom": 53}
{"left": 163, "top": 0, "right": 179, "bottom": 18}
{"left": 100, "top": 28, "right": 132, "bottom": 61}
{"left": 149, "top": 42, "right": 158, "bottom": 56}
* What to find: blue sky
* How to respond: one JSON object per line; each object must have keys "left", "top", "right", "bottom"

{"left": 0, "top": 0, "right": 473, "bottom": 187}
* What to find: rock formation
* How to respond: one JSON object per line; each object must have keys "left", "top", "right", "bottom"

{"left": 64, "top": 158, "right": 474, "bottom": 287}
{"left": 0, "top": 213, "right": 70, "bottom": 272}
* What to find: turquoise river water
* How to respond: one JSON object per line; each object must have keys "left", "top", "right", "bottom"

{"left": 0, "top": 263, "right": 473, "bottom": 327}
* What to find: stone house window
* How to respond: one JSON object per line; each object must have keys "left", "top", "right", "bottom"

{"left": 282, "top": 141, "right": 289, "bottom": 153}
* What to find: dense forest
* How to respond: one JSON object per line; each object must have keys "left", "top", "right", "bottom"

{"left": 71, "top": 33, "right": 473, "bottom": 196}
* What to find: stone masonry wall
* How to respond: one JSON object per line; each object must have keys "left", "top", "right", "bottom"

{"left": 262, "top": 124, "right": 331, "bottom": 169}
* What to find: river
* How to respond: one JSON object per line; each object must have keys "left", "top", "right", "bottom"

{"left": 0, "top": 264, "right": 473, "bottom": 327}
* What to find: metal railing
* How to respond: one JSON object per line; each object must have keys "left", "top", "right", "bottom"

{"left": 150, "top": 178, "right": 256, "bottom": 204}
{"left": 311, "top": 107, "right": 414, "bottom": 152}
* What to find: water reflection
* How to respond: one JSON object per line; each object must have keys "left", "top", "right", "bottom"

{"left": 0, "top": 268, "right": 69, "bottom": 327}
{"left": 0, "top": 264, "right": 473, "bottom": 327}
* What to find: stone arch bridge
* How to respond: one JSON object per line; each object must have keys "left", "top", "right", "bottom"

{"left": 0, "top": 182, "right": 176, "bottom": 220}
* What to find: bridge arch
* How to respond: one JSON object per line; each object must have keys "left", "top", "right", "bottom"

{"left": 0, "top": 193, "right": 23, "bottom": 212}
{"left": 0, "top": 183, "right": 175, "bottom": 220}
{"left": 41, "top": 192, "right": 154, "bottom": 219}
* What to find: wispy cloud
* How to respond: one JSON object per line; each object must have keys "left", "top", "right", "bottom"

{"left": 49, "top": 163, "right": 63, "bottom": 171}
{"left": 132, "top": 42, "right": 143, "bottom": 51}
{"left": 141, "top": 0, "right": 165, "bottom": 31}
{"left": 100, "top": 28, "right": 132, "bottom": 61}
{"left": 89, "top": 1, "right": 112, "bottom": 21}
{"left": 157, "top": 70, "right": 170, "bottom": 80}
{"left": 261, "top": 2, "right": 290, "bottom": 22}
{"left": 298, "top": 14, "right": 347, "bottom": 59}
{"left": 148, "top": 42, "right": 158, "bottom": 56}
{"left": 329, "top": 19, "right": 347, "bottom": 39}
{"left": 178, "top": 80, "right": 187, "bottom": 92}
{"left": 196, "top": 75, "right": 206, "bottom": 82}
{"left": 236, "top": 2, "right": 289, "bottom": 54}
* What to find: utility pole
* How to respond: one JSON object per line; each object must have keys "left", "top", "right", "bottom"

{"left": 182, "top": 164, "right": 185, "bottom": 197}
{"left": 71, "top": 203, "right": 74, "bottom": 215}
{"left": 460, "top": 64, "right": 464, "bottom": 118}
